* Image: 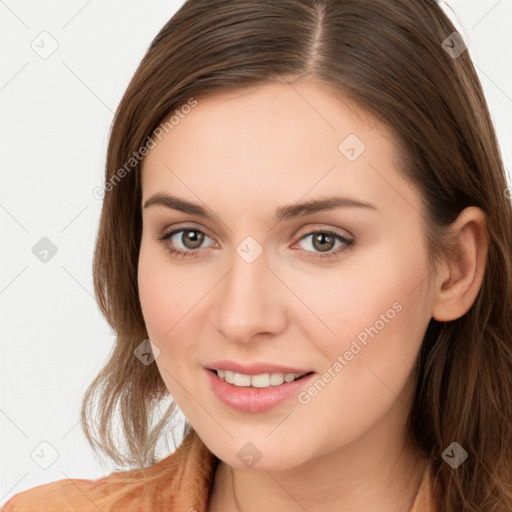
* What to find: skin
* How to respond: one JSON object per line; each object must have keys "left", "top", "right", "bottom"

{"left": 137, "top": 79, "right": 488, "bottom": 511}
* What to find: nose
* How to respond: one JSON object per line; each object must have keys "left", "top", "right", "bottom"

{"left": 213, "top": 246, "right": 288, "bottom": 345}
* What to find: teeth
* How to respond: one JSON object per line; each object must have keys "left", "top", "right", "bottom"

{"left": 215, "top": 370, "right": 305, "bottom": 388}
{"left": 270, "top": 373, "right": 285, "bottom": 385}
{"left": 233, "top": 373, "right": 251, "bottom": 386}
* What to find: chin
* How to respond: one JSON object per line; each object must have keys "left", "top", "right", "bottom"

{"left": 205, "top": 436, "right": 310, "bottom": 472}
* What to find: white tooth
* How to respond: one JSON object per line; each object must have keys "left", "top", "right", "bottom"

{"left": 251, "top": 373, "right": 271, "bottom": 388}
{"left": 220, "top": 370, "right": 304, "bottom": 387}
{"left": 270, "top": 373, "right": 285, "bottom": 385}
{"left": 233, "top": 372, "right": 251, "bottom": 386}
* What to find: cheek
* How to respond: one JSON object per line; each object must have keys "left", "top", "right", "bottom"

{"left": 137, "top": 258, "right": 169, "bottom": 337}
{"left": 291, "top": 233, "right": 431, "bottom": 364}
{"left": 137, "top": 241, "right": 192, "bottom": 340}
{"left": 292, "top": 253, "right": 430, "bottom": 446}
{"left": 137, "top": 240, "right": 214, "bottom": 384}
{"left": 137, "top": 244, "right": 200, "bottom": 399}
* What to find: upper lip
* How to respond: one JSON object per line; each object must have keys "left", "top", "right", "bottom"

{"left": 206, "top": 360, "right": 314, "bottom": 375}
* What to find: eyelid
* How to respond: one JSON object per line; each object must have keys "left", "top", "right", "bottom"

{"left": 154, "top": 222, "right": 217, "bottom": 244}
{"left": 293, "top": 223, "right": 354, "bottom": 240}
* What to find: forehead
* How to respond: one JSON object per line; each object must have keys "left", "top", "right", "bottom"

{"left": 148, "top": 81, "right": 379, "bottom": 152}
{"left": 140, "top": 80, "right": 419, "bottom": 218}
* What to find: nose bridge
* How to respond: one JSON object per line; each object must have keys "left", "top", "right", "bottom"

{"left": 214, "top": 243, "right": 284, "bottom": 342}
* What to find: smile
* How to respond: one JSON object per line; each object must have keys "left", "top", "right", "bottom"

{"left": 214, "top": 369, "right": 308, "bottom": 388}
{"left": 206, "top": 368, "right": 315, "bottom": 413}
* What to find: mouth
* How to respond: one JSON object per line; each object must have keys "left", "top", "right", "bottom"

{"left": 206, "top": 367, "right": 316, "bottom": 413}
{"left": 209, "top": 368, "right": 314, "bottom": 388}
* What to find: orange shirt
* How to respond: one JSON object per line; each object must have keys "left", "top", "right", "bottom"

{"left": 2, "top": 429, "right": 441, "bottom": 511}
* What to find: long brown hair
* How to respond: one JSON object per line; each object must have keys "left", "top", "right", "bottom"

{"left": 81, "top": 1, "right": 512, "bottom": 509}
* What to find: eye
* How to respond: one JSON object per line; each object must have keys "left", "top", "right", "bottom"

{"left": 154, "top": 226, "right": 355, "bottom": 261}
{"left": 155, "top": 227, "right": 215, "bottom": 259}
{"left": 293, "top": 229, "right": 355, "bottom": 259}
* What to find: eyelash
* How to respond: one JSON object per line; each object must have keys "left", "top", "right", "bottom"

{"left": 155, "top": 226, "right": 355, "bottom": 261}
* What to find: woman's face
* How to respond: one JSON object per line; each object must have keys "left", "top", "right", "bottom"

{"left": 138, "top": 80, "right": 435, "bottom": 470}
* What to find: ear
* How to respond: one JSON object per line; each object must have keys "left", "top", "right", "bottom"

{"left": 431, "top": 206, "right": 489, "bottom": 322}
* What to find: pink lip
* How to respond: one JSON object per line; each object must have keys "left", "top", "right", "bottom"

{"left": 206, "top": 368, "right": 315, "bottom": 413}
{"left": 205, "top": 360, "right": 313, "bottom": 375}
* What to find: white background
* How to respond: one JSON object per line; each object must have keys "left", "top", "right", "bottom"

{"left": 1, "top": 0, "right": 511, "bottom": 504}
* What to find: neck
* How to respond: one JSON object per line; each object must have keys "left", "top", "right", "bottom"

{"left": 231, "top": 443, "right": 426, "bottom": 512}
{"left": 208, "top": 398, "right": 429, "bottom": 512}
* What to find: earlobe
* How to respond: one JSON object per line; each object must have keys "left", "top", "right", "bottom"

{"left": 431, "top": 207, "right": 489, "bottom": 322}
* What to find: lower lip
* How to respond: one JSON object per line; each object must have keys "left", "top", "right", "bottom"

{"left": 206, "top": 369, "right": 315, "bottom": 413}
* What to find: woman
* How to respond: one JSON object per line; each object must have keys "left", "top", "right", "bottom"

{"left": 3, "top": 0, "right": 511, "bottom": 511}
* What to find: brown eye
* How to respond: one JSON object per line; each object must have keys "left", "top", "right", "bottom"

{"left": 156, "top": 227, "right": 215, "bottom": 259}
{"left": 295, "top": 229, "right": 355, "bottom": 260}
{"left": 311, "top": 232, "right": 336, "bottom": 252}
{"left": 180, "top": 229, "right": 204, "bottom": 249}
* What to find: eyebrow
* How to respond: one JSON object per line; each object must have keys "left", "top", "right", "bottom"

{"left": 142, "top": 192, "right": 379, "bottom": 223}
